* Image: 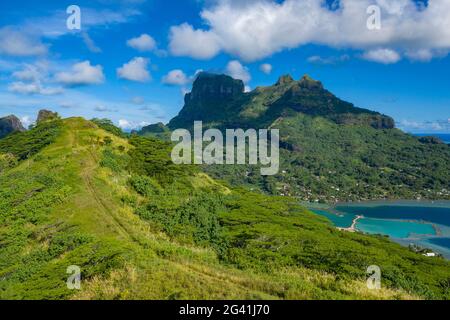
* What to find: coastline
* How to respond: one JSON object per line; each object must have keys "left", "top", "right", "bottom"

{"left": 337, "top": 215, "right": 363, "bottom": 232}
{"left": 308, "top": 200, "right": 450, "bottom": 259}
{"left": 303, "top": 199, "right": 450, "bottom": 208}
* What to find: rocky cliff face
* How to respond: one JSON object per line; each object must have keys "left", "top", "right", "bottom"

{"left": 37, "top": 110, "right": 59, "bottom": 123}
{"left": 0, "top": 115, "right": 26, "bottom": 139}
{"left": 167, "top": 72, "right": 395, "bottom": 130}
{"left": 168, "top": 73, "right": 246, "bottom": 129}
{"left": 187, "top": 72, "right": 244, "bottom": 103}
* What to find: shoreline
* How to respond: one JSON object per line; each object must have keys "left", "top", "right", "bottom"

{"left": 337, "top": 215, "right": 363, "bottom": 232}
{"left": 302, "top": 199, "right": 450, "bottom": 209}
{"left": 306, "top": 200, "right": 448, "bottom": 236}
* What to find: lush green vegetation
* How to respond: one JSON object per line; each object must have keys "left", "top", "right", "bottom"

{"left": 0, "top": 145, "right": 124, "bottom": 298}
{"left": 202, "top": 113, "right": 450, "bottom": 202}
{"left": 0, "top": 117, "right": 449, "bottom": 300}
{"left": 219, "top": 191, "right": 450, "bottom": 299}
{"left": 127, "top": 135, "right": 196, "bottom": 183}
{"left": 2, "top": 73, "right": 447, "bottom": 299}
{"left": 159, "top": 73, "right": 449, "bottom": 202}
{"left": 123, "top": 127, "right": 450, "bottom": 299}
{"left": 0, "top": 120, "right": 62, "bottom": 160}
{"left": 91, "top": 118, "right": 127, "bottom": 138}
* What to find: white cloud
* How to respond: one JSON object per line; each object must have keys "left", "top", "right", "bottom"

{"left": 399, "top": 119, "right": 450, "bottom": 132}
{"left": 162, "top": 69, "right": 189, "bottom": 86}
{"left": 405, "top": 49, "right": 434, "bottom": 62}
{"left": 127, "top": 34, "right": 157, "bottom": 52}
{"left": 131, "top": 96, "right": 145, "bottom": 105}
{"left": 307, "top": 55, "right": 350, "bottom": 65}
{"left": 376, "top": 0, "right": 410, "bottom": 15}
{"left": 8, "top": 82, "right": 40, "bottom": 95}
{"left": 55, "top": 61, "right": 105, "bottom": 86}
{"left": 0, "top": 59, "right": 20, "bottom": 71}
{"left": 22, "top": 8, "right": 142, "bottom": 39}
{"left": 362, "top": 49, "right": 401, "bottom": 64}
{"left": 118, "top": 119, "right": 149, "bottom": 130}
{"left": 259, "top": 63, "right": 273, "bottom": 74}
{"left": 20, "top": 116, "right": 33, "bottom": 128}
{"left": 81, "top": 32, "right": 102, "bottom": 53}
{"left": 8, "top": 61, "right": 63, "bottom": 96}
{"left": 161, "top": 69, "right": 203, "bottom": 92}
{"left": 94, "top": 105, "right": 115, "bottom": 112}
{"left": 168, "top": 0, "right": 450, "bottom": 63}
{"left": 118, "top": 119, "right": 132, "bottom": 130}
{"left": 169, "top": 23, "right": 221, "bottom": 60}
{"left": 117, "top": 57, "right": 151, "bottom": 82}
{"left": 225, "top": 60, "right": 251, "bottom": 83}
{"left": 12, "top": 64, "right": 44, "bottom": 82}
{"left": 8, "top": 81, "right": 63, "bottom": 96}
{"left": 0, "top": 27, "right": 47, "bottom": 56}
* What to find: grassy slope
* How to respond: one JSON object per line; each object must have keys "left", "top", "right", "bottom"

{"left": 0, "top": 118, "right": 446, "bottom": 300}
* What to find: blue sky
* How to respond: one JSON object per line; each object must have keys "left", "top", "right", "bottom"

{"left": 0, "top": 0, "right": 449, "bottom": 133}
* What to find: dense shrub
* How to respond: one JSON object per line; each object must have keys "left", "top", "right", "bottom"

{"left": 137, "top": 192, "right": 228, "bottom": 254}
{"left": 0, "top": 153, "right": 18, "bottom": 173}
{"left": 127, "top": 135, "right": 195, "bottom": 184}
{"left": 0, "top": 120, "right": 62, "bottom": 160}
{"left": 129, "top": 175, "right": 162, "bottom": 196}
{"left": 100, "top": 148, "right": 129, "bottom": 173}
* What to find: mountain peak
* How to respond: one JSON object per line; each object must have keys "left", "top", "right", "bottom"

{"left": 168, "top": 73, "right": 245, "bottom": 129}
{"left": 37, "top": 109, "right": 59, "bottom": 123}
{"left": 0, "top": 115, "right": 26, "bottom": 139}
{"left": 300, "top": 74, "right": 314, "bottom": 81}
{"left": 276, "top": 74, "right": 294, "bottom": 86}
{"left": 188, "top": 72, "right": 244, "bottom": 102}
{"left": 168, "top": 72, "right": 394, "bottom": 130}
{"left": 298, "top": 74, "right": 323, "bottom": 89}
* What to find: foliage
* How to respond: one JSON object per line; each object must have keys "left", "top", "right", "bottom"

{"left": 203, "top": 113, "right": 450, "bottom": 202}
{"left": 1, "top": 117, "right": 449, "bottom": 300}
{"left": 129, "top": 174, "right": 162, "bottom": 196}
{"left": 0, "top": 153, "right": 18, "bottom": 173}
{"left": 127, "top": 135, "right": 196, "bottom": 184}
{"left": 164, "top": 73, "right": 449, "bottom": 201}
{"left": 91, "top": 118, "right": 126, "bottom": 138}
{"left": 217, "top": 190, "right": 450, "bottom": 299}
{"left": 136, "top": 191, "right": 228, "bottom": 253}
{"left": 124, "top": 134, "right": 450, "bottom": 299}
{"left": 100, "top": 148, "right": 129, "bottom": 173}
{"left": 0, "top": 120, "right": 62, "bottom": 160}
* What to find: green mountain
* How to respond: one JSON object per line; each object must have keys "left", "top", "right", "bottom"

{"left": 1, "top": 116, "right": 450, "bottom": 299}
{"left": 146, "top": 73, "right": 449, "bottom": 202}
{"left": 168, "top": 73, "right": 395, "bottom": 130}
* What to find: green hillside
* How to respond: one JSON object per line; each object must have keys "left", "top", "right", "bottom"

{"left": 1, "top": 117, "right": 449, "bottom": 300}
{"left": 145, "top": 73, "right": 450, "bottom": 202}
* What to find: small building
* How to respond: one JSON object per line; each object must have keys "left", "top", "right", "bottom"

{"left": 423, "top": 252, "right": 436, "bottom": 257}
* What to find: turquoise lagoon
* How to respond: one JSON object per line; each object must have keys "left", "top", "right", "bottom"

{"left": 311, "top": 201, "right": 450, "bottom": 259}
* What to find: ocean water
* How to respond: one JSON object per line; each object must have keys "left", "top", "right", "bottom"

{"left": 312, "top": 201, "right": 450, "bottom": 259}
{"left": 335, "top": 202, "right": 450, "bottom": 227}
{"left": 356, "top": 218, "right": 436, "bottom": 239}
{"left": 312, "top": 209, "right": 355, "bottom": 228}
